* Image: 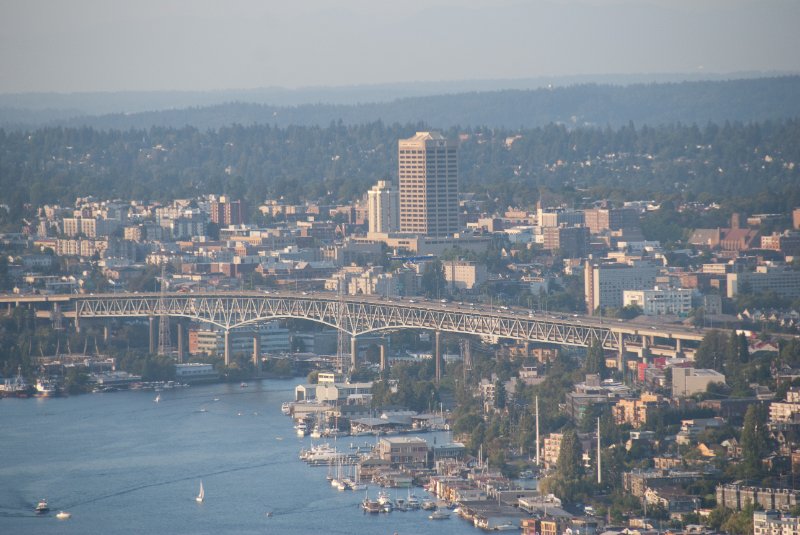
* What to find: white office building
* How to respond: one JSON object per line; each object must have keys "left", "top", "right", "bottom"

{"left": 623, "top": 287, "right": 693, "bottom": 316}
{"left": 367, "top": 180, "right": 399, "bottom": 235}
{"left": 584, "top": 261, "right": 661, "bottom": 313}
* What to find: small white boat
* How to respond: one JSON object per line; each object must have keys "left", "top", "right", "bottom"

{"left": 154, "top": 394, "right": 161, "bottom": 403}
{"left": 56, "top": 511, "right": 71, "bottom": 520}
{"left": 377, "top": 490, "right": 392, "bottom": 506}
{"left": 281, "top": 402, "right": 291, "bottom": 415}
{"left": 196, "top": 481, "right": 205, "bottom": 503}
{"left": 240, "top": 382, "right": 248, "bottom": 388}
{"left": 429, "top": 509, "right": 450, "bottom": 520}
{"left": 35, "top": 498, "right": 49, "bottom": 514}
{"left": 421, "top": 500, "right": 437, "bottom": 510}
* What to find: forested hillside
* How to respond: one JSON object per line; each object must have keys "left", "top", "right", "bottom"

{"left": 1, "top": 119, "right": 798, "bottom": 225}
{"left": 2, "top": 77, "right": 799, "bottom": 131}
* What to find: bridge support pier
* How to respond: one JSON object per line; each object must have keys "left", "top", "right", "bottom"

{"left": 350, "top": 335, "right": 358, "bottom": 372}
{"left": 51, "top": 303, "right": 63, "bottom": 330}
{"left": 253, "top": 334, "right": 261, "bottom": 370}
{"left": 435, "top": 331, "right": 442, "bottom": 384}
{"left": 618, "top": 335, "right": 625, "bottom": 372}
{"left": 149, "top": 317, "right": 156, "bottom": 354}
{"left": 379, "top": 343, "right": 387, "bottom": 373}
{"left": 75, "top": 310, "right": 81, "bottom": 333}
{"left": 177, "top": 323, "right": 184, "bottom": 363}
{"left": 675, "top": 338, "right": 682, "bottom": 355}
{"left": 224, "top": 329, "right": 231, "bottom": 366}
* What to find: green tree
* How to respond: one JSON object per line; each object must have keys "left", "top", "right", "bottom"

{"left": 541, "top": 428, "right": 585, "bottom": 503}
{"left": 584, "top": 338, "right": 608, "bottom": 379}
{"left": 494, "top": 380, "right": 507, "bottom": 410}
{"left": 722, "top": 501, "right": 755, "bottom": 535}
{"left": 740, "top": 405, "right": 767, "bottom": 479}
{"left": 695, "top": 330, "right": 728, "bottom": 372}
{"left": 420, "top": 260, "right": 447, "bottom": 299}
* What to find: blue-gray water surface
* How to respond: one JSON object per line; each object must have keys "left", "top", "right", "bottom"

{"left": 0, "top": 380, "right": 479, "bottom": 534}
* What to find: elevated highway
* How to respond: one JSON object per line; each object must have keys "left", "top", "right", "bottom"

{"left": 0, "top": 291, "right": 705, "bottom": 372}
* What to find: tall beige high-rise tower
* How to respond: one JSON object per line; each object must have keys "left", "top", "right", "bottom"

{"left": 367, "top": 180, "right": 399, "bottom": 234}
{"left": 398, "top": 131, "right": 459, "bottom": 237}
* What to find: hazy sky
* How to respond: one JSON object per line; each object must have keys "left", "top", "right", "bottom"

{"left": 1, "top": 0, "right": 798, "bottom": 93}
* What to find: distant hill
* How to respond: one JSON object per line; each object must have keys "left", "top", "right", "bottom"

{"left": 1, "top": 76, "right": 799, "bottom": 131}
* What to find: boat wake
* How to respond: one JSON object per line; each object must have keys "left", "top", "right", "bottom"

{"left": 59, "top": 459, "right": 286, "bottom": 509}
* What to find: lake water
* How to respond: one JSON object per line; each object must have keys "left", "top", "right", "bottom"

{"left": 0, "top": 379, "right": 479, "bottom": 534}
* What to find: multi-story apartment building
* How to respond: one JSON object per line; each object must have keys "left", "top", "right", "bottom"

{"left": 210, "top": 195, "right": 246, "bottom": 226}
{"left": 542, "top": 225, "right": 590, "bottom": 258}
{"left": 770, "top": 401, "right": 800, "bottom": 424}
{"left": 584, "top": 207, "right": 639, "bottom": 234}
{"left": 442, "top": 260, "right": 487, "bottom": 290}
{"left": 672, "top": 368, "right": 727, "bottom": 397}
{"left": 761, "top": 231, "right": 800, "bottom": 255}
{"left": 612, "top": 393, "right": 665, "bottom": 428}
{"left": 537, "top": 207, "right": 585, "bottom": 228}
{"left": 623, "top": 287, "right": 693, "bottom": 316}
{"left": 188, "top": 322, "right": 290, "bottom": 357}
{"left": 378, "top": 437, "right": 429, "bottom": 467}
{"left": 754, "top": 511, "right": 800, "bottom": 535}
{"left": 398, "top": 132, "right": 459, "bottom": 237}
{"left": 584, "top": 260, "right": 661, "bottom": 314}
{"left": 727, "top": 266, "right": 800, "bottom": 298}
{"left": 62, "top": 217, "right": 119, "bottom": 238}
{"left": 717, "top": 484, "right": 800, "bottom": 511}
{"left": 367, "top": 180, "right": 399, "bottom": 235}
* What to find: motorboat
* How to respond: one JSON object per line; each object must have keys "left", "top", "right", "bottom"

{"left": 377, "top": 490, "right": 392, "bottom": 506}
{"left": 35, "top": 499, "right": 49, "bottom": 514}
{"left": 281, "top": 402, "right": 291, "bottom": 415}
{"left": 240, "top": 382, "right": 248, "bottom": 388}
{"left": 421, "top": 500, "right": 437, "bottom": 510}
{"left": 35, "top": 379, "right": 58, "bottom": 397}
{"left": 429, "top": 509, "right": 450, "bottom": 520}
{"left": 361, "top": 497, "right": 382, "bottom": 514}
{"left": 56, "top": 511, "right": 71, "bottom": 520}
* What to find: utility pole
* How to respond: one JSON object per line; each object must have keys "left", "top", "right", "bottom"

{"left": 535, "top": 396, "right": 540, "bottom": 467}
{"left": 597, "top": 416, "right": 602, "bottom": 485}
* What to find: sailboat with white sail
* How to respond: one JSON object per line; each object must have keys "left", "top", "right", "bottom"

{"left": 196, "top": 481, "right": 204, "bottom": 503}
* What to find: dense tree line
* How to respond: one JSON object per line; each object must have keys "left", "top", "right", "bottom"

{"left": 1, "top": 119, "right": 798, "bottom": 228}
{"left": 6, "top": 76, "right": 798, "bottom": 131}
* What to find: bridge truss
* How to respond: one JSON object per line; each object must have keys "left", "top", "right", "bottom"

{"left": 72, "top": 292, "right": 642, "bottom": 352}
